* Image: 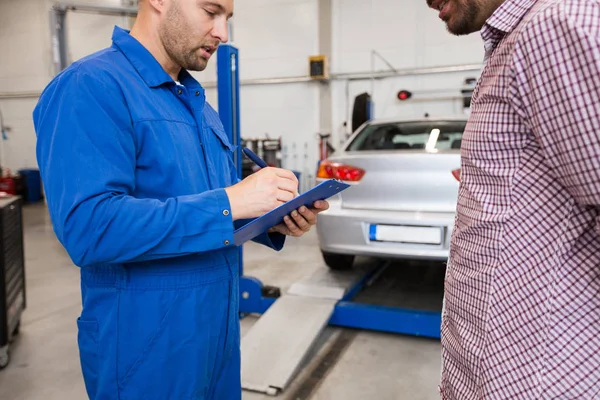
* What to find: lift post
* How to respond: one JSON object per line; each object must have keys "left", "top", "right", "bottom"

{"left": 216, "top": 44, "right": 283, "bottom": 307}
{"left": 216, "top": 45, "right": 242, "bottom": 185}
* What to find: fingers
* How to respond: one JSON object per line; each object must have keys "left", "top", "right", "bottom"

{"left": 272, "top": 168, "right": 299, "bottom": 194}
{"left": 269, "top": 223, "right": 291, "bottom": 236}
{"left": 274, "top": 168, "right": 299, "bottom": 183}
{"left": 275, "top": 177, "right": 298, "bottom": 196}
{"left": 290, "top": 210, "right": 311, "bottom": 232}
{"left": 312, "top": 200, "right": 330, "bottom": 211}
{"left": 283, "top": 215, "right": 304, "bottom": 236}
{"left": 283, "top": 208, "right": 314, "bottom": 236}
{"left": 276, "top": 189, "right": 295, "bottom": 203}
{"left": 258, "top": 168, "right": 298, "bottom": 197}
{"left": 269, "top": 215, "right": 308, "bottom": 237}
{"left": 296, "top": 206, "right": 317, "bottom": 225}
{"left": 268, "top": 207, "right": 319, "bottom": 238}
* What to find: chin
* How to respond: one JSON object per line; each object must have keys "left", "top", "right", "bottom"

{"left": 446, "top": 19, "right": 477, "bottom": 35}
{"left": 185, "top": 60, "right": 209, "bottom": 72}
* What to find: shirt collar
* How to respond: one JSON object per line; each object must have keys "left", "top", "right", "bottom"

{"left": 111, "top": 26, "right": 177, "bottom": 88}
{"left": 481, "top": 0, "right": 538, "bottom": 52}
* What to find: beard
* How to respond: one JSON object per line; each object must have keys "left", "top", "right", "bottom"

{"left": 444, "top": 0, "right": 483, "bottom": 36}
{"left": 159, "top": 1, "right": 209, "bottom": 72}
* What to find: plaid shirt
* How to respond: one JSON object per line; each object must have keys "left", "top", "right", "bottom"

{"left": 440, "top": 0, "right": 600, "bottom": 398}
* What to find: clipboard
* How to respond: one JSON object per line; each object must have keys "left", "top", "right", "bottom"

{"left": 233, "top": 179, "right": 351, "bottom": 246}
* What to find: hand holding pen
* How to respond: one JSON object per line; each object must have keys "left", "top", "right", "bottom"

{"left": 242, "top": 148, "right": 299, "bottom": 197}
{"left": 224, "top": 147, "right": 298, "bottom": 220}
{"left": 222, "top": 147, "right": 329, "bottom": 238}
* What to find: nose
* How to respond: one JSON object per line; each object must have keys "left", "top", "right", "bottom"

{"left": 212, "top": 17, "right": 229, "bottom": 44}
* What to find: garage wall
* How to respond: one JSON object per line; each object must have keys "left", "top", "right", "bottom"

{"left": 0, "top": 0, "right": 51, "bottom": 172}
{"left": 0, "top": 0, "right": 130, "bottom": 172}
{"left": 65, "top": 0, "right": 132, "bottom": 63}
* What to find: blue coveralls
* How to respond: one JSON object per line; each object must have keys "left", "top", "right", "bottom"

{"left": 33, "top": 26, "right": 285, "bottom": 400}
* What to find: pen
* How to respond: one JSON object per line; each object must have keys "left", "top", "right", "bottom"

{"left": 243, "top": 147, "right": 300, "bottom": 197}
{"left": 242, "top": 147, "right": 268, "bottom": 169}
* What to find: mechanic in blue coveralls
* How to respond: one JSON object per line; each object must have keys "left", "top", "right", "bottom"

{"left": 32, "top": 0, "right": 329, "bottom": 399}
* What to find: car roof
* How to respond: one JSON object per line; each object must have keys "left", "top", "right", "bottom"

{"left": 365, "top": 115, "right": 469, "bottom": 125}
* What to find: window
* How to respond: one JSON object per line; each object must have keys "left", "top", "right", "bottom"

{"left": 346, "top": 120, "right": 466, "bottom": 152}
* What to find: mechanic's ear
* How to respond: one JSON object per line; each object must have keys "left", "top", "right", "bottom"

{"left": 147, "top": 0, "right": 167, "bottom": 13}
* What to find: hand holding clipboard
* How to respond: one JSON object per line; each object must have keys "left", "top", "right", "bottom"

{"left": 228, "top": 148, "right": 349, "bottom": 246}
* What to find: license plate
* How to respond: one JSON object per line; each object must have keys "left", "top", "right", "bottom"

{"left": 369, "top": 224, "right": 442, "bottom": 245}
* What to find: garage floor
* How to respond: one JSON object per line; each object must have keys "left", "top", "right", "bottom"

{"left": 0, "top": 204, "right": 444, "bottom": 400}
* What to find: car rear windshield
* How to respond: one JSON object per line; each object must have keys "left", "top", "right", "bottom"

{"left": 346, "top": 120, "right": 466, "bottom": 151}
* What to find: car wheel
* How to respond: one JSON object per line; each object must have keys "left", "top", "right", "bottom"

{"left": 322, "top": 252, "right": 355, "bottom": 270}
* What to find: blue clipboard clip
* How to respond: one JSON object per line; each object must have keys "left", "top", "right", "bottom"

{"left": 233, "top": 178, "right": 350, "bottom": 246}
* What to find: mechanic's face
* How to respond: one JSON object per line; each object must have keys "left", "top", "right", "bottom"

{"left": 159, "top": 0, "right": 233, "bottom": 71}
{"left": 426, "top": 0, "right": 504, "bottom": 35}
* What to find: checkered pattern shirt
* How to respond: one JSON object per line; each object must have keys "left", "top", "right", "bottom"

{"left": 440, "top": 0, "right": 600, "bottom": 398}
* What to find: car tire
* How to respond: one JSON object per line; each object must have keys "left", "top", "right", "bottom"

{"left": 322, "top": 252, "right": 355, "bottom": 270}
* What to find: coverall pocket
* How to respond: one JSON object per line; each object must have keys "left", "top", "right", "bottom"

{"left": 210, "top": 126, "right": 236, "bottom": 152}
{"left": 77, "top": 317, "right": 99, "bottom": 398}
{"left": 209, "top": 125, "right": 238, "bottom": 187}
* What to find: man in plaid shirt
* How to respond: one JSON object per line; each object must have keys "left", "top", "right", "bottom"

{"left": 426, "top": 0, "right": 600, "bottom": 398}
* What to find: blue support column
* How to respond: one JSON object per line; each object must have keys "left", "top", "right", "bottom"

{"left": 217, "top": 44, "right": 282, "bottom": 315}
{"left": 217, "top": 44, "right": 243, "bottom": 275}
{"left": 217, "top": 45, "right": 242, "bottom": 180}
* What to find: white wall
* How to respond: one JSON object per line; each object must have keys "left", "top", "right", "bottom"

{"left": 0, "top": 0, "right": 484, "bottom": 183}
{"left": 65, "top": 0, "right": 131, "bottom": 63}
{"left": 0, "top": 0, "right": 52, "bottom": 172}
{"left": 0, "top": 0, "right": 130, "bottom": 172}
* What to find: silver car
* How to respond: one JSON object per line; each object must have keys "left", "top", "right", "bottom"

{"left": 316, "top": 116, "right": 466, "bottom": 270}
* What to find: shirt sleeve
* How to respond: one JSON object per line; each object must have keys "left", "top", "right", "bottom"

{"left": 513, "top": 4, "right": 600, "bottom": 212}
{"left": 33, "top": 65, "right": 238, "bottom": 267}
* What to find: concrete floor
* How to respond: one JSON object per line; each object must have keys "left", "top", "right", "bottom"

{"left": 0, "top": 203, "right": 443, "bottom": 400}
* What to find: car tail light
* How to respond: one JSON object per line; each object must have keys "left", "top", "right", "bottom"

{"left": 317, "top": 161, "right": 365, "bottom": 182}
{"left": 452, "top": 168, "right": 461, "bottom": 182}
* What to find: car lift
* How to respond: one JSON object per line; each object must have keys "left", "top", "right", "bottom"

{"left": 216, "top": 45, "right": 442, "bottom": 396}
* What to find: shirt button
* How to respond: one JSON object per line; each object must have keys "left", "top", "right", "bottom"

{"left": 177, "top": 89, "right": 182, "bottom": 95}
{"left": 223, "top": 210, "right": 230, "bottom": 216}
{"left": 195, "top": 91, "right": 200, "bottom": 96}
{"left": 224, "top": 240, "right": 230, "bottom": 246}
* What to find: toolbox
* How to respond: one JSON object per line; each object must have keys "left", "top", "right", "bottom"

{"left": 0, "top": 196, "right": 26, "bottom": 369}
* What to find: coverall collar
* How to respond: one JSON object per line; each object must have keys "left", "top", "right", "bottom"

{"left": 111, "top": 26, "right": 199, "bottom": 89}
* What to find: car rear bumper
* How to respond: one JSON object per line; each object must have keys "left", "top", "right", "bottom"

{"left": 316, "top": 202, "right": 455, "bottom": 261}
